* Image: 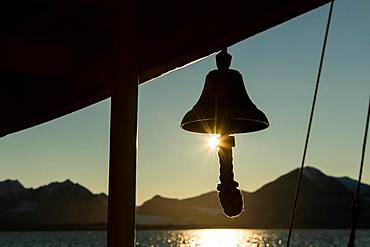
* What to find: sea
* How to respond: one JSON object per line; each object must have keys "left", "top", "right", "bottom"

{"left": 0, "top": 229, "right": 370, "bottom": 246}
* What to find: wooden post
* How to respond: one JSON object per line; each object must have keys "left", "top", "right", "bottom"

{"left": 107, "top": 75, "right": 138, "bottom": 247}
{"left": 107, "top": 0, "right": 138, "bottom": 245}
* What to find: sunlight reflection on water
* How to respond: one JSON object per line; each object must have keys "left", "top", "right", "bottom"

{"left": 195, "top": 229, "right": 246, "bottom": 246}
{"left": 138, "top": 229, "right": 285, "bottom": 247}
{"left": 1, "top": 229, "right": 370, "bottom": 246}
{"left": 136, "top": 229, "right": 370, "bottom": 247}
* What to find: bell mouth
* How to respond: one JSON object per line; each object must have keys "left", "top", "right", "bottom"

{"left": 180, "top": 117, "right": 269, "bottom": 134}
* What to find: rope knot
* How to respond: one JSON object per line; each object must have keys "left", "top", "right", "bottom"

{"left": 217, "top": 135, "right": 243, "bottom": 217}
{"left": 217, "top": 181, "right": 239, "bottom": 192}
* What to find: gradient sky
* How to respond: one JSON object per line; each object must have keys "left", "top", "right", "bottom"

{"left": 0, "top": 0, "right": 369, "bottom": 205}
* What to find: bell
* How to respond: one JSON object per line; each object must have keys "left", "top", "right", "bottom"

{"left": 181, "top": 49, "right": 269, "bottom": 135}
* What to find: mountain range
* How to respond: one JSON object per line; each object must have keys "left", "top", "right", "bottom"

{"left": 0, "top": 179, "right": 107, "bottom": 230}
{"left": 1, "top": 167, "right": 369, "bottom": 230}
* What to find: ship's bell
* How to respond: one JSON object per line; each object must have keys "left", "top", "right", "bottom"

{"left": 181, "top": 49, "right": 269, "bottom": 135}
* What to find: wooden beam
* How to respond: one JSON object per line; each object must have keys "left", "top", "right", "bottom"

{"left": 107, "top": 0, "right": 138, "bottom": 246}
{"left": 107, "top": 75, "right": 138, "bottom": 246}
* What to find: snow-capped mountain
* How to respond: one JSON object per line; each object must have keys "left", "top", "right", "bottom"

{"left": 1, "top": 167, "right": 369, "bottom": 230}
{"left": 0, "top": 179, "right": 107, "bottom": 228}
{"left": 0, "top": 179, "right": 25, "bottom": 196}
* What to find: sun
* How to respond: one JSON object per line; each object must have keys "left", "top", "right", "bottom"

{"left": 208, "top": 135, "right": 220, "bottom": 149}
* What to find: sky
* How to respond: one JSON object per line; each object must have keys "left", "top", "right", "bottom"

{"left": 0, "top": 0, "right": 369, "bottom": 205}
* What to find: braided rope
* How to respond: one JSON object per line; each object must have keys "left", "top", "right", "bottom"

{"left": 217, "top": 135, "right": 243, "bottom": 217}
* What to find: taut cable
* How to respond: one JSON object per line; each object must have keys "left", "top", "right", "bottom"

{"left": 347, "top": 98, "right": 370, "bottom": 247}
{"left": 286, "top": 1, "right": 335, "bottom": 246}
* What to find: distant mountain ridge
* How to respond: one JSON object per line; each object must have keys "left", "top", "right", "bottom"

{"left": 0, "top": 179, "right": 107, "bottom": 229}
{"left": 136, "top": 167, "right": 370, "bottom": 229}
{"left": 0, "top": 179, "right": 25, "bottom": 196}
{"left": 337, "top": 177, "right": 370, "bottom": 196}
{"left": 1, "top": 167, "right": 370, "bottom": 230}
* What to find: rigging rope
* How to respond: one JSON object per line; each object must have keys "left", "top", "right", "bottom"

{"left": 347, "top": 99, "right": 370, "bottom": 247}
{"left": 286, "top": 1, "right": 335, "bottom": 246}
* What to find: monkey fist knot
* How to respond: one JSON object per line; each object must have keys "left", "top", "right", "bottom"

{"left": 217, "top": 181, "right": 243, "bottom": 217}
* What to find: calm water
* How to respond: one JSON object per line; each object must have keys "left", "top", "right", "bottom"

{"left": 0, "top": 229, "right": 369, "bottom": 246}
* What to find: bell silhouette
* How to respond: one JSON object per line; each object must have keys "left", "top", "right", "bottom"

{"left": 181, "top": 49, "right": 269, "bottom": 135}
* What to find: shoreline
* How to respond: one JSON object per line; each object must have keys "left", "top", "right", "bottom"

{"left": 0, "top": 224, "right": 369, "bottom": 231}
